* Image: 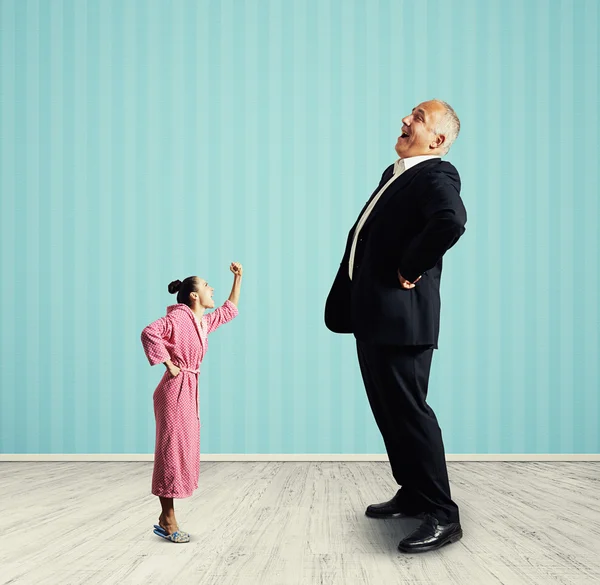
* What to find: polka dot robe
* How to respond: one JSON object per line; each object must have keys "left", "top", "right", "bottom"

{"left": 141, "top": 300, "right": 239, "bottom": 498}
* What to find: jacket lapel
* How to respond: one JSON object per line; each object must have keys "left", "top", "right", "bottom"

{"left": 360, "top": 158, "right": 441, "bottom": 231}
{"left": 348, "top": 164, "right": 395, "bottom": 236}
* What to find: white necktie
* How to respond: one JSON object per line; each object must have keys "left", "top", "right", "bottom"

{"left": 394, "top": 158, "right": 405, "bottom": 175}
{"left": 348, "top": 160, "right": 406, "bottom": 279}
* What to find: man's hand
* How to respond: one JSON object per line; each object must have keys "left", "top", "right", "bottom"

{"left": 397, "top": 269, "right": 421, "bottom": 289}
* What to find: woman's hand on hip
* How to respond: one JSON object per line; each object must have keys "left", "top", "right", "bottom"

{"left": 164, "top": 359, "right": 181, "bottom": 378}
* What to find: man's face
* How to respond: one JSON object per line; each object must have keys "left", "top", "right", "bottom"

{"left": 395, "top": 100, "right": 445, "bottom": 158}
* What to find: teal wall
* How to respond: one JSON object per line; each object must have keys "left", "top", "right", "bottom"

{"left": 1, "top": 0, "right": 598, "bottom": 455}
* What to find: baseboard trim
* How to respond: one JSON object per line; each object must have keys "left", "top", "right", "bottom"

{"left": 1, "top": 454, "right": 599, "bottom": 462}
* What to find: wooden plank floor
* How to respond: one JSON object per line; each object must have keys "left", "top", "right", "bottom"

{"left": 1, "top": 462, "right": 599, "bottom": 585}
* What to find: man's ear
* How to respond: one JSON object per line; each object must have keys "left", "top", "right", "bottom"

{"left": 431, "top": 134, "right": 446, "bottom": 149}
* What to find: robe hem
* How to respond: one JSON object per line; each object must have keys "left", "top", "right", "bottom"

{"left": 152, "top": 489, "right": 196, "bottom": 499}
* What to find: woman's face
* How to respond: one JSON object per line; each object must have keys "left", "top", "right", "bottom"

{"left": 194, "top": 278, "right": 215, "bottom": 309}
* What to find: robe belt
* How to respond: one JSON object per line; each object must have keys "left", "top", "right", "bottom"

{"left": 177, "top": 366, "right": 200, "bottom": 375}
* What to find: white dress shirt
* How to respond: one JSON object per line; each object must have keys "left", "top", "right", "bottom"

{"left": 348, "top": 155, "right": 441, "bottom": 280}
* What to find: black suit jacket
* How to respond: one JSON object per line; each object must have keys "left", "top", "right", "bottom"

{"left": 324, "top": 158, "right": 467, "bottom": 347}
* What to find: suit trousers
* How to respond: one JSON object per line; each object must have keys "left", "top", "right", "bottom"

{"left": 356, "top": 340, "right": 460, "bottom": 524}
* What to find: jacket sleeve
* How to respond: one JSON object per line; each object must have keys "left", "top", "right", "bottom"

{"left": 398, "top": 170, "right": 467, "bottom": 283}
{"left": 140, "top": 316, "right": 173, "bottom": 366}
{"left": 204, "top": 300, "right": 239, "bottom": 335}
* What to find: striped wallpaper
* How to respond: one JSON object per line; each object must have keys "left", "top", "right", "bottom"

{"left": 0, "top": 0, "right": 598, "bottom": 455}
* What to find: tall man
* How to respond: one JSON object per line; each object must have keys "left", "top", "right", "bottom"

{"left": 325, "top": 100, "right": 467, "bottom": 553}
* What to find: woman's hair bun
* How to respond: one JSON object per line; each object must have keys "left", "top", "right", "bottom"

{"left": 168, "top": 280, "right": 182, "bottom": 294}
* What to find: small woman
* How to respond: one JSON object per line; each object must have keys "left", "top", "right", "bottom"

{"left": 141, "top": 262, "right": 243, "bottom": 543}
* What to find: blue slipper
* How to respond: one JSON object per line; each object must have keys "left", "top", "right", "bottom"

{"left": 153, "top": 528, "right": 190, "bottom": 543}
{"left": 153, "top": 524, "right": 168, "bottom": 535}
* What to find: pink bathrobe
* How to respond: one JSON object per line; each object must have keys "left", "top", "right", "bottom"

{"left": 141, "top": 300, "right": 238, "bottom": 498}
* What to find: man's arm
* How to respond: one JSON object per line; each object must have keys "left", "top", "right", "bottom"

{"left": 398, "top": 170, "right": 467, "bottom": 283}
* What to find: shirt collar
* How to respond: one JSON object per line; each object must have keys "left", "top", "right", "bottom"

{"left": 394, "top": 154, "right": 441, "bottom": 175}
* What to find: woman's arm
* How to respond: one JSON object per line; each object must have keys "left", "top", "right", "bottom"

{"left": 228, "top": 262, "right": 243, "bottom": 307}
{"left": 141, "top": 316, "right": 173, "bottom": 366}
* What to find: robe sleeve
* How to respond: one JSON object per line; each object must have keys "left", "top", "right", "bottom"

{"left": 141, "top": 316, "right": 173, "bottom": 366}
{"left": 204, "top": 300, "right": 239, "bottom": 335}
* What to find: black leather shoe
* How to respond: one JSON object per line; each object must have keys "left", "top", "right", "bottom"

{"left": 365, "top": 489, "right": 420, "bottom": 519}
{"left": 397, "top": 515, "right": 463, "bottom": 553}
